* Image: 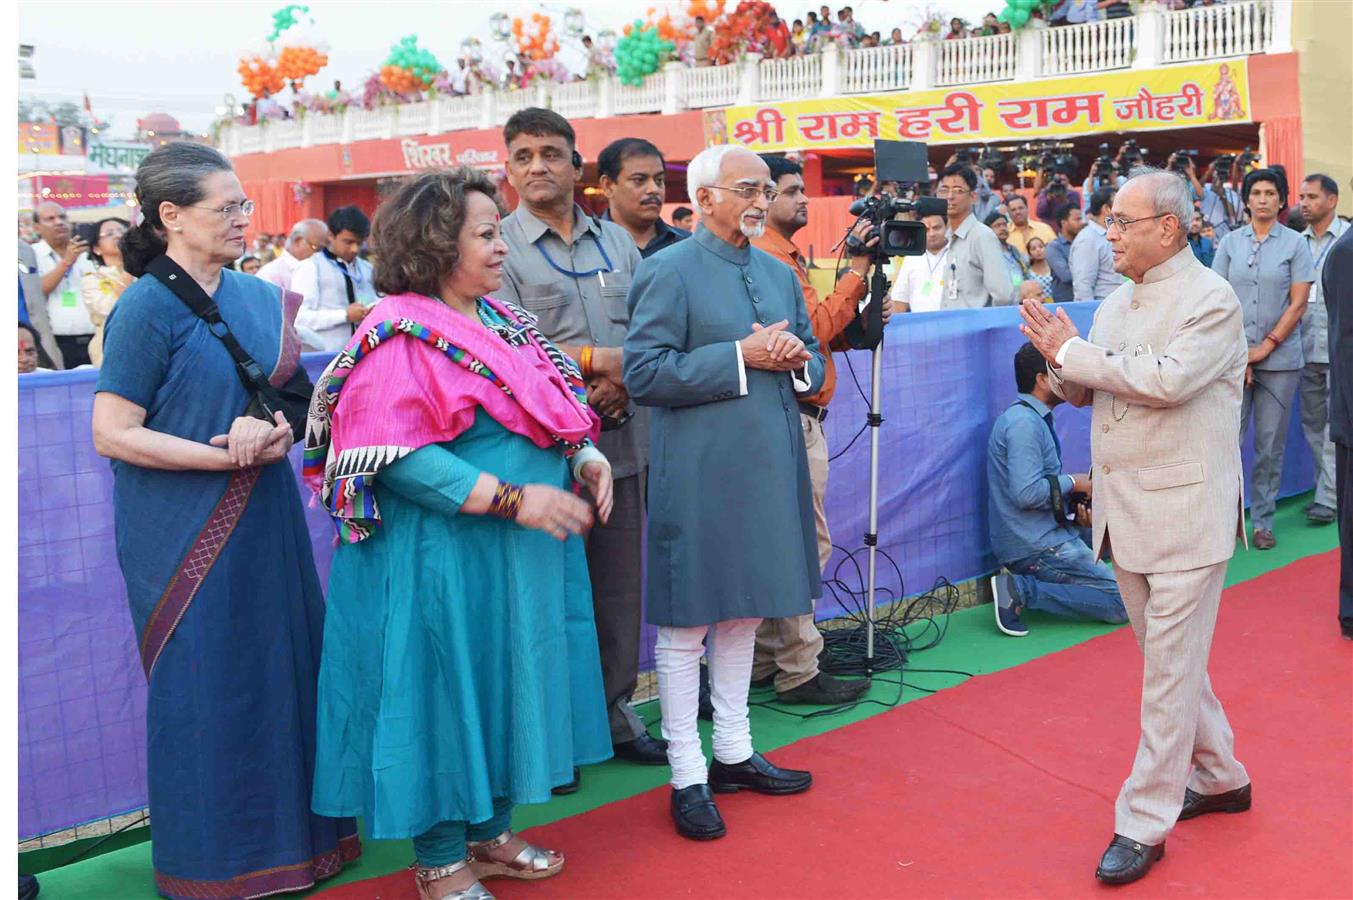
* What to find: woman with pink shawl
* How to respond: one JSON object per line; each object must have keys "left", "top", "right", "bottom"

{"left": 305, "top": 169, "right": 614, "bottom": 900}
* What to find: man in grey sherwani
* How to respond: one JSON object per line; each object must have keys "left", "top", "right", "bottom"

{"left": 624, "top": 145, "right": 825, "bottom": 841}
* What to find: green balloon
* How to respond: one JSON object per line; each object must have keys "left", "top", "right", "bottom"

{"left": 1009, "top": 7, "right": 1030, "bottom": 26}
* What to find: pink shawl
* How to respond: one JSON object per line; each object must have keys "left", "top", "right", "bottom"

{"left": 303, "top": 292, "right": 600, "bottom": 542}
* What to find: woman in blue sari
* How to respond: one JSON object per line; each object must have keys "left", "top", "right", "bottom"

{"left": 91, "top": 143, "right": 359, "bottom": 899}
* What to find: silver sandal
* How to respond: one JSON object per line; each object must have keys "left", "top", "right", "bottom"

{"left": 466, "top": 829, "right": 565, "bottom": 881}
{"left": 412, "top": 858, "right": 495, "bottom": 900}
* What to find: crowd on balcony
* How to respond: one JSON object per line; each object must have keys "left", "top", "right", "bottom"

{"left": 237, "top": 0, "right": 1246, "bottom": 123}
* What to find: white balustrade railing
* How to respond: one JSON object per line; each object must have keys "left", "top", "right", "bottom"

{"left": 758, "top": 54, "right": 822, "bottom": 100}
{"left": 841, "top": 44, "right": 912, "bottom": 94}
{"left": 222, "top": 2, "right": 1284, "bottom": 157}
{"left": 270, "top": 118, "right": 303, "bottom": 149}
{"left": 349, "top": 107, "right": 387, "bottom": 141}
{"left": 550, "top": 80, "right": 599, "bottom": 119}
{"left": 1040, "top": 17, "right": 1135, "bottom": 76}
{"left": 440, "top": 94, "right": 481, "bottom": 130}
{"left": 936, "top": 33, "right": 1017, "bottom": 85}
{"left": 493, "top": 88, "right": 532, "bottom": 124}
{"left": 612, "top": 71, "right": 665, "bottom": 114}
{"left": 1164, "top": 0, "right": 1272, "bottom": 62}
{"left": 236, "top": 126, "right": 264, "bottom": 154}
{"left": 680, "top": 64, "right": 740, "bottom": 108}
{"left": 395, "top": 101, "right": 432, "bottom": 136}
{"left": 309, "top": 113, "right": 341, "bottom": 144}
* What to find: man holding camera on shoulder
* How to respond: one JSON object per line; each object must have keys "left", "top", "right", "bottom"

{"left": 1201, "top": 155, "right": 1242, "bottom": 239}
{"left": 987, "top": 343, "right": 1128, "bottom": 636}
{"left": 746, "top": 153, "right": 881, "bottom": 706}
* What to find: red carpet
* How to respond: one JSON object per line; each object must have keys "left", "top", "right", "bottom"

{"left": 320, "top": 552, "right": 1352, "bottom": 899}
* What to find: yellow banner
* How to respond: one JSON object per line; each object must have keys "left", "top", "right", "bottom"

{"left": 705, "top": 59, "right": 1251, "bottom": 152}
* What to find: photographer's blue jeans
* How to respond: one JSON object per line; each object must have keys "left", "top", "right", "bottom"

{"left": 1007, "top": 538, "right": 1128, "bottom": 624}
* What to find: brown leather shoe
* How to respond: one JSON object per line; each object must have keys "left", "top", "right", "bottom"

{"left": 1179, "top": 782, "right": 1251, "bottom": 820}
{"left": 1253, "top": 529, "right": 1276, "bottom": 550}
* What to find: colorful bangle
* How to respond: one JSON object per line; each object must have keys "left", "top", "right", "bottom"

{"left": 580, "top": 345, "right": 594, "bottom": 379}
{"left": 487, "top": 480, "right": 525, "bottom": 521}
{"left": 1264, "top": 332, "right": 1281, "bottom": 346}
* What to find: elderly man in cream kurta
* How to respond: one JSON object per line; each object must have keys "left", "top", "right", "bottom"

{"left": 1020, "top": 170, "right": 1251, "bottom": 887}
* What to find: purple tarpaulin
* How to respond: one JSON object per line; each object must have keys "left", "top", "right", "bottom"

{"left": 18, "top": 304, "right": 1314, "bottom": 839}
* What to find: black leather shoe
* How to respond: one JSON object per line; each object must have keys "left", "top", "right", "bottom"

{"left": 1095, "top": 834, "right": 1164, "bottom": 885}
{"left": 777, "top": 672, "right": 870, "bottom": 705}
{"left": 613, "top": 732, "right": 670, "bottom": 765}
{"left": 709, "top": 751, "right": 812, "bottom": 795}
{"left": 551, "top": 766, "right": 580, "bottom": 796}
{"left": 750, "top": 672, "right": 776, "bottom": 689}
{"left": 19, "top": 874, "right": 39, "bottom": 900}
{"left": 1179, "top": 782, "right": 1251, "bottom": 820}
{"left": 671, "top": 784, "right": 726, "bottom": 840}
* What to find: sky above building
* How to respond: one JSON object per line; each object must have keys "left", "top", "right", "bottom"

{"left": 18, "top": 0, "right": 996, "bottom": 138}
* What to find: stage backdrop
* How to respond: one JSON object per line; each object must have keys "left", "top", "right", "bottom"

{"left": 17, "top": 302, "right": 1315, "bottom": 840}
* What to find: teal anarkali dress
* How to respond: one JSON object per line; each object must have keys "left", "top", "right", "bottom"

{"left": 309, "top": 297, "right": 612, "bottom": 841}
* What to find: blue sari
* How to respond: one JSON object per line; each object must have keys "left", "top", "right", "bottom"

{"left": 97, "top": 268, "right": 359, "bottom": 899}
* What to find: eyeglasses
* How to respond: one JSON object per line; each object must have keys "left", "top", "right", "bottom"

{"left": 187, "top": 200, "right": 256, "bottom": 220}
{"left": 1247, "top": 238, "right": 1262, "bottom": 267}
{"left": 1103, "top": 212, "right": 1170, "bottom": 231}
{"left": 934, "top": 186, "right": 971, "bottom": 197}
{"left": 707, "top": 184, "right": 778, "bottom": 203}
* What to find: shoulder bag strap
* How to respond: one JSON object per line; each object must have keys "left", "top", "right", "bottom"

{"left": 144, "top": 255, "right": 287, "bottom": 420}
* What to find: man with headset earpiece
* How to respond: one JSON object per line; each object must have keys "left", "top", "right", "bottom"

{"left": 494, "top": 109, "right": 667, "bottom": 791}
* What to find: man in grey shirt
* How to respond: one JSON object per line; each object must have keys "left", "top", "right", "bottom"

{"left": 1297, "top": 174, "right": 1347, "bottom": 524}
{"left": 493, "top": 108, "right": 665, "bottom": 782}
{"left": 937, "top": 164, "right": 1012, "bottom": 308}
{"left": 1071, "top": 187, "right": 1122, "bottom": 302}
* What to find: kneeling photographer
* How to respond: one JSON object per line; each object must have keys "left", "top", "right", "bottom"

{"left": 986, "top": 343, "right": 1127, "bottom": 637}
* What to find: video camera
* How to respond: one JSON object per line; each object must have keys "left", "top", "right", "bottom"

{"left": 1170, "top": 149, "right": 1199, "bottom": 173}
{"left": 955, "top": 144, "right": 1005, "bottom": 172}
{"left": 846, "top": 140, "right": 947, "bottom": 264}
{"left": 842, "top": 139, "right": 945, "bottom": 351}
{"left": 1120, "top": 138, "right": 1145, "bottom": 169}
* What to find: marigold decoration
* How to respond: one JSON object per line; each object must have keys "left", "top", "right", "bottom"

{"left": 708, "top": 0, "right": 776, "bottom": 64}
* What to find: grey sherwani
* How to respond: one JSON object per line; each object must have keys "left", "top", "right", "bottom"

{"left": 624, "top": 226, "right": 824, "bottom": 627}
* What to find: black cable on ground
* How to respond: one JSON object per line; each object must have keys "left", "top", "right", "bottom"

{"left": 750, "top": 544, "right": 973, "bottom": 720}
{"left": 49, "top": 810, "right": 149, "bottom": 870}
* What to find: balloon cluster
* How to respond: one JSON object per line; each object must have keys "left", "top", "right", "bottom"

{"left": 685, "top": 0, "right": 727, "bottom": 21}
{"left": 614, "top": 20, "right": 675, "bottom": 86}
{"left": 380, "top": 35, "right": 443, "bottom": 94}
{"left": 708, "top": 0, "right": 776, "bottom": 65}
{"left": 237, "top": 56, "right": 286, "bottom": 98}
{"left": 513, "top": 13, "right": 560, "bottom": 62}
{"left": 268, "top": 4, "right": 309, "bottom": 41}
{"left": 276, "top": 45, "right": 328, "bottom": 82}
{"left": 996, "top": 0, "right": 1043, "bottom": 29}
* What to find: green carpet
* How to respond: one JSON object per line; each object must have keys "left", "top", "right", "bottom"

{"left": 29, "top": 492, "right": 1338, "bottom": 898}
